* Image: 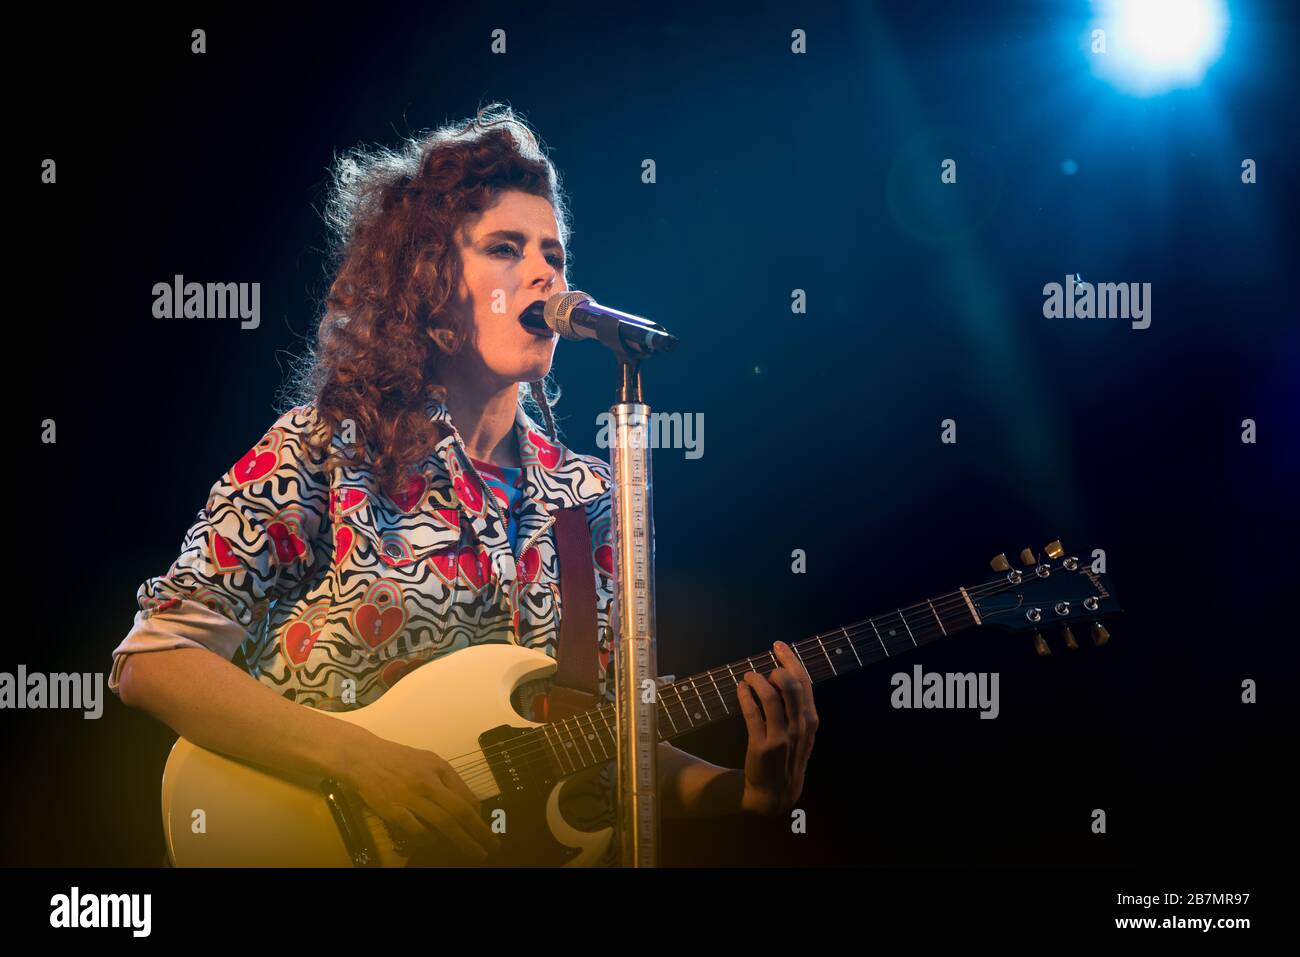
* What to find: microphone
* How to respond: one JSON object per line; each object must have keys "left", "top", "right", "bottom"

{"left": 523, "top": 291, "right": 678, "bottom": 356}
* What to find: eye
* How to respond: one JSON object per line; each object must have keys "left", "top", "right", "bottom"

{"left": 490, "top": 243, "right": 565, "bottom": 269}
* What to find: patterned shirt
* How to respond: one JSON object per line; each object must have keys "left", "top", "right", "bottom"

{"left": 469, "top": 457, "right": 526, "bottom": 552}
{"left": 109, "top": 396, "right": 620, "bottom": 864}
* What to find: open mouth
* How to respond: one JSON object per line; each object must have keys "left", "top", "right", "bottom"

{"left": 518, "top": 301, "right": 551, "bottom": 336}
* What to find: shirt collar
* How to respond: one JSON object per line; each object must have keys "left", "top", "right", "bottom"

{"left": 424, "top": 395, "right": 610, "bottom": 512}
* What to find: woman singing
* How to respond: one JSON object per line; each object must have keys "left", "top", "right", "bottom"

{"left": 109, "top": 104, "right": 817, "bottom": 866}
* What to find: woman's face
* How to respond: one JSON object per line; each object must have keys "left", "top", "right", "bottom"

{"left": 452, "top": 189, "right": 567, "bottom": 389}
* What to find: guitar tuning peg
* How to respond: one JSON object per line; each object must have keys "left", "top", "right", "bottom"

{"left": 1044, "top": 540, "right": 1064, "bottom": 559}
{"left": 1032, "top": 631, "right": 1050, "bottom": 656}
{"left": 1091, "top": 622, "right": 1110, "bottom": 646}
{"left": 1061, "top": 626, "right": 1078, "bottom": 650}
{"left": 990, "top": 553, "right": 1011, "bottom": 572}
{"left": 1020, "top": 548, "right": 1037, "bottom": 566}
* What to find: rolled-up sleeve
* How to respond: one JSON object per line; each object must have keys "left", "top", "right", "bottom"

{"left": 109, "top": 406, "right": 330, "bottom": 695}
{"left": 108, "top": 599, "right": 252, "bottom": 692}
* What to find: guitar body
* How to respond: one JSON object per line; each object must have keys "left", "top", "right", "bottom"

{"left": 161, "top": 644, "right": 614, "bottom": 867}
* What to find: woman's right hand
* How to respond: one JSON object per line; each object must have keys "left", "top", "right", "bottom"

{"left": 338, "top": 733, "right": 502, "bottom": 863}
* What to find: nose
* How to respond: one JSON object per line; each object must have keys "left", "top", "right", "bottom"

{"left": 528, "top": 252, "right": 562, "bottom": 293}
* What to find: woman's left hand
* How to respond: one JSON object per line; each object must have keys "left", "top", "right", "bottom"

{"left": 734, "top": 640, "right": 819, "bottom": 816}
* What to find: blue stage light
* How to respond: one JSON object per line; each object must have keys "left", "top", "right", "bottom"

{"left": 1090, "top": 0, "right": 1229, "bottom": 95}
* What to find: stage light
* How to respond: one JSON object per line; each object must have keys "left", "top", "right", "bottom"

{"left": 1090, "top": 0, "right": 1229, "bottom": 96}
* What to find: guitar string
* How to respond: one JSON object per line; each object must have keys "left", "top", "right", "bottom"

{"left": 434, "top": 574, "right": 1046, "bottom": 790}
{"left": 441, "top": 608, "right": 980, "bottom": 796}
{"left": 437, "top": 578, "right": 1004, "bottom": 774}
{"left": 440, "top": 574, "right": 1036, "bottom": 787}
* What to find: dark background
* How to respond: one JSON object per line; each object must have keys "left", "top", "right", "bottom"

{"left": 9, "top": 0, "right": 1297, "bottom": 869}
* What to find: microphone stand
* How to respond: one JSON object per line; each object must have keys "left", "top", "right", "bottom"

{"left": 608, "top": 355, "right": 660, "bottom": 868}
{"left": 537, "top": 289, "right": 676, "bottom": 867}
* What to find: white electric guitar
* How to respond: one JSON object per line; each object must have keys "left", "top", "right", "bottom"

{"left": 160, "top": 541, "right": 1119, "bottom": 866}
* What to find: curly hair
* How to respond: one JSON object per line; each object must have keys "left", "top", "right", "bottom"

{"left": 281, "top": 103, "right": 571, "bottom": 499}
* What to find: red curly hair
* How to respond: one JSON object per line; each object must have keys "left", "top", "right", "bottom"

{"left": 283, "top": 103, "right": 570, "bottom": 499}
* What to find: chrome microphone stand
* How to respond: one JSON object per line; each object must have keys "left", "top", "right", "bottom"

{"left": 535, "top": 290, "right": 676, "bottom": 867}
{"left": 608, "top": 358, "right": 659, "bottom": 867}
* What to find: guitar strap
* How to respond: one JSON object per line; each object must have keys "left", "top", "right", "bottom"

{"left": 534, "top": 504, "right": 602, "bottom": 722}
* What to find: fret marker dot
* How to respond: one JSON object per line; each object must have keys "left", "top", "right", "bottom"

{"left": 694, "top": 713, "right": 702, "bottom": 720}
{"left": 889, "top": 630, "right": 897, "bottom": 636}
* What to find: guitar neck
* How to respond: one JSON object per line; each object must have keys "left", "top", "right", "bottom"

{"left": 540, "top": 587, "right": 982, "bottom": 776}
{"left": 654, "top": 586, "right": 981, "bottom": 739}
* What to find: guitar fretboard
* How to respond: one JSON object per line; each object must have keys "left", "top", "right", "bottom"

{"left": 518, "top": 586, "right": 982, "bottom": 780}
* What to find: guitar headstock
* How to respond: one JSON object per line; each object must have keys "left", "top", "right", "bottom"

{"left": 968, "top": 540, "right": 1122, "bottom": 655}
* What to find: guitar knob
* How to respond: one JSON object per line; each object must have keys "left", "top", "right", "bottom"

{"left": 1032, "top": 631, "right": 1050, "bottom": 656}
{"left": 1061, "top": 626, "right": 1078, "bottom": 650}
{"left": 1020, "top": 548, "right": 1037, "bottom": 566}
{"left": 990, "top": 553, "right": 1011, "bottom": 572}
{"left": 1044, "top": 540, "right": 1064, "bottom": 559}
{"left": 1091, "top": 622, "right": 1110, "bottom": 646}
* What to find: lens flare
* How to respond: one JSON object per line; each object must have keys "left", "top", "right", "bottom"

{"left": 1090, "top": 0, "right": 1229, "bottom": 96}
